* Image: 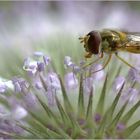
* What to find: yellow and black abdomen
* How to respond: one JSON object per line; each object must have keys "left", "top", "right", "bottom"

{"left": 125, "top": 39, "right": 140, "bottom": 53}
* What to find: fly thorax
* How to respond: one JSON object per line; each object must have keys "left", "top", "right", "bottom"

{"left": 101, "top": 39, "right": 111, "bottom": 53}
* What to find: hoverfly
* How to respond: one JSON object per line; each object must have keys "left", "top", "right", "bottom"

{"left": 79, "top": 29, "right": 140, "bottom": 74}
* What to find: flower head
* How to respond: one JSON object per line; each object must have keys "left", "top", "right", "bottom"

{"left": 12, "top": 77, "right": 29, "bottom": 93}
{"left": 46, "top": 72, "right": 61, "bottom": 90}
{"left": 64, "top": 72, "right": 78, "bottom": 90}
{"left": 23, "top": 58, "right": 38, "bottom": 76}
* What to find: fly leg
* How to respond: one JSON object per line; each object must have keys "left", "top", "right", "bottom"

{"left": 115, "top": 53, "right": 136, "bottom": 70}
{"left": 84, "top": 54, "right": 112, "bottom": 79}
{"left": 82, "top": 52, "right": 104, "bottom": 69}
{"left": 90, "top": 54, "right": 112, "bottom": 74}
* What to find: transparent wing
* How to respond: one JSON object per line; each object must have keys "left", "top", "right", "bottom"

{"left": 124, "top": 34, "right": 140, "bottom": 53}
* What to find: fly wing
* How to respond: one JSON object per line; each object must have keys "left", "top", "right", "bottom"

{"left": 124, "top": 34, "right": 140, "bottom": 53}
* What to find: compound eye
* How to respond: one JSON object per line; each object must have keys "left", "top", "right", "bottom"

{"left": 87, "top": 31, "right": 101, "bottom": 54}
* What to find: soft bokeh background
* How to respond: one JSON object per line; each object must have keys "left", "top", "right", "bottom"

{"left": 0, "top": 1, "right": 140, "bottom": 77}
{"left": 1, "top": 1, "right": 140, "bottom": 40}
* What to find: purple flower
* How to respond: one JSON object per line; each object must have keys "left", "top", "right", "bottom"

{"left": 46, "top": 90, "right": 56, "bottom": 106}
{"left": 94, "top": 113, "right": 102, "bottom": 123}
{"left": 23, "top": 58, "right": 38, "bottom": 76}
{"left": 77, "top": 118, "right": 86, "bottom": 126}
{"left": 12, "top": 106, "right": 27, "bottom": 120}
{"left": 0, "top": 104, "right": 10, "bottom": 117}
{"left": 64, "top": 56, "right": 73, "bottom": 68}
{"left": 14, "top": 82, "right": 21, "bottom": 93}
{"left": 37, "top": 62, "right": 45, "bottom": 72}
{"left": 0, "top": 81, "right": 7, "bottom": 93}
{"left": 0, "top": 79, "right": 14, "bottom": 93}
{"left": 127, "top": 68, "right": 140, "bottom": 83}
{"left": 116, "top": 122, "right": 125, "bottom": 131}
{"left": 12, "top": 78, "right": 29, "bottom": 93}
{"left": 46, "top": 72, "right": 61, "bottom": 90}
{"left": 73, "top": 65, "right": 81, "bottom": 74}
{"left": 0, "top": 119, "right": 23, "bottom": 137}
{"left": 113, "top": 76, "right": 125, "bottom": 91}
{"left": 43, "top": 55, "right": 51, "bottom": 65}
{"left": 0, "top": 119, "right": 15, "bottom": 134}
{"left": 90, "top": 64, "right": 105, "bottom": 81}
{"left": 35, "top": 81, "right": 43, "bottom": 90}
{"left": 64, "top": 72, "right": 78, "bottom": 90}
{"left": 23, "top": 93, "right": 38, "bottom": 108}
{"left": 83, "top": 77, "right": 94, "bottom": 94}
{"left": 45, "top": 72, "right": 61, "bottom": 106}
{"left": 122, "top": 88, "right": 139, "bottom": 103}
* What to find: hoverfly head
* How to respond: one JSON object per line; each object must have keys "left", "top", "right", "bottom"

{"left": 79, "top": 31, "right": 101, "bottom": 55}
{"left": 79, "top": 35, "right": 90, "bottom": 52}
{"left": 79, "top": 31, "right": 102, "bottom": 58}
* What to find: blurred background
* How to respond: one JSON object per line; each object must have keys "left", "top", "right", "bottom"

{"left": 1, "top": 1, "right": 140, "bottom": 41}
{"left": 0, "top": 1, "right": 140, "bottom": 78}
